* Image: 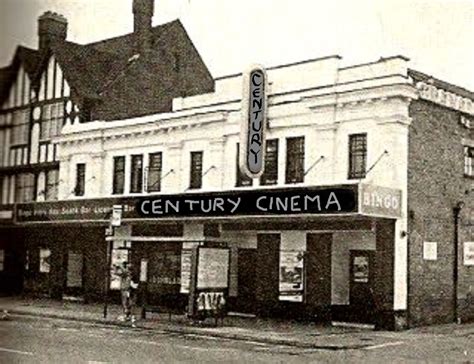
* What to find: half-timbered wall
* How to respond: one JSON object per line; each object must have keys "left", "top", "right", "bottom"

{"left": 0, "top": 56, "right": 72, "bottom": 204}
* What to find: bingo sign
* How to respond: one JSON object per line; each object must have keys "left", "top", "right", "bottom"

{"left": 240, "top": 65, "right": 268, "bottom": 178}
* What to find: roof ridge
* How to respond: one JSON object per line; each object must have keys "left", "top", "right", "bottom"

{"left": 83, "top": 18, "right": 180, "bottom": 49}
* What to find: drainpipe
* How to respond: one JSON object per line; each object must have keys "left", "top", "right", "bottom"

{"left": 453, "top": 201, "right": 464, "bottom": 324}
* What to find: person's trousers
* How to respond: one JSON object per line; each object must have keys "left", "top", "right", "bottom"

{"left": 121, "top": 290, "right": 131, "bottom": 318}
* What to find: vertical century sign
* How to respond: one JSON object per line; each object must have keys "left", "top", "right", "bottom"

{"left": 240, "top": 65, "right": 268, "bottom": 178}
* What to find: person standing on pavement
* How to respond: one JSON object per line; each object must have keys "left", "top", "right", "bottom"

{"left": 116, "top": 261, "right": 138, "bottom": 325}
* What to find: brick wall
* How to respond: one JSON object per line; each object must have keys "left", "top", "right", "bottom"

{"left": 408, "top": 99, "right": 473, "bottom": 326}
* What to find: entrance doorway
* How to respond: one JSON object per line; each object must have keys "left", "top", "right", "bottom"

{"left": 349, "top": 250, "right": 375, "bottom": 323}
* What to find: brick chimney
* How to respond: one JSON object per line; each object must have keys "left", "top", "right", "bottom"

{"left": 133, "top": 0, "right": 154, "bottom": 54}
{"left": 38, "top": 11, "right": 68, "bottom": 51}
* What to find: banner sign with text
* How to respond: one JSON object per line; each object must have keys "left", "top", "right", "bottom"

{"left": 13, "top": 184, "right": 403, "bottom": 223}
{"left": 359, "top": 184, "right": 402, "bottom": 219}
{"left": 16, "top": 197, "right": 138, "bottom": 223}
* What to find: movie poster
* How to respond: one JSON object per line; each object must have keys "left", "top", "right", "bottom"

{"left": 180, "top": 249, "right": 192, "bottom": 293}
{"left": 279, "top": 251, "right": 304, "bottom": 302}
{"left": 353, "top": 256, "right": 369, "bottom": 283}
{"left": 197, "top": 248, "right": 229, "bottom": 289}
{"left": 39, "top": 248, "right": 51, "bottom": 273}
{"left": 110, "top": 248, "right": 129, "bottom": 290}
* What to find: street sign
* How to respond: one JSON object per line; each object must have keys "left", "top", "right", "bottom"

{"left": 111, "top": 205, "right": 122, "bottom": 227}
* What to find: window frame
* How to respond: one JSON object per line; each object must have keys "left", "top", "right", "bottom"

{"left": 39, "top": 102, "right": 63, "bottom": 141}
{"left": 260, "top": 139, "right": 279, "bottom": 186}
{"left": 15, "top": 172, "right": 36, "bottom": 203}
{"left": 348, "top": 133, "right": 368, "bottom": 179}
{"left": 74, "top": 163, "right": 86, "bottom": 196}
{"left": 9, "top": 109, "right": 29, "bottom": 146}
{"left": 464, "top": 146, "right": 474, "bottom": 178}
{"left": 112, "top": 156, "right": 125, "bottom": 195}
{"left": 189, "top": 151, "right": 203, "bottom": 190}
{"left": 285, "top": 136, "right": 305, "bottom": 184}
{"left": 147, "top": 152, "right": 163, "bottom": 193}
{"left": 130, "top": 154, "right": 144, "bottom": 193}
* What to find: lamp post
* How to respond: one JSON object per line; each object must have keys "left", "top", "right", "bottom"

{"left": 453, "top": 201, "right": 464, "bottom": 324}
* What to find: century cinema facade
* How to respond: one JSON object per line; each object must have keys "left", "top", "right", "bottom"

{"left": 3, "top": 55, "right": 473, "bottom": 330}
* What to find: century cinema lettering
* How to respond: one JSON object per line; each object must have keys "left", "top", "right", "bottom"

{"left": 139, "top": 192, "right": 342, "bottom": 216}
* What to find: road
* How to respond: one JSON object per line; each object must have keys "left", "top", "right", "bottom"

{"left": 0, "top": 315, "right": 473, "bottom": 363}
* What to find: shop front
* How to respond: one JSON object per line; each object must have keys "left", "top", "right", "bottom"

{"left": 11, "top": 183, "right": 403, "bottom": 329}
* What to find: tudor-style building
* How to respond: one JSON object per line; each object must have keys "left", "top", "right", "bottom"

{"left": 0, "top": 0, "right": 213, "bottom": 294}
{"left": 0, "top": 1, "right": 472, "bottom": 330}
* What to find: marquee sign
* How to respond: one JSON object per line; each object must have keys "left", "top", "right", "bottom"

{"left": 240, "top": 65, "right": 268, "bottom": 178}
{"left": 14, "top": 184, "right": 403, "bottom": 223}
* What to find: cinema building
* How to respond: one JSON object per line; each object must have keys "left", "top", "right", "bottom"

{"left": 0, "top": 0, "right": 472, "bottom": 330}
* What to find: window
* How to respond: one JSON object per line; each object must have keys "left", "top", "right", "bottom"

{"left": 147, "top": 152, "right": 162, "bottom": 192}
{"left": 130, "top": 154, "right": 143, "bottom": 193}
{"left": 112, "top": 156, "right": 125, "bottom": 195}
{"left": 74, "top": 163, "right": 85, "bottom": 196}
{"left": 236, "top": 143, "right": 252, "bottom": 187}
{"left": 39, "top": 248, "right": 51, "bottom": 273}
{"left": 464, "top": 146, "right": 474, "bottom": 177}
{"left": 15, "top": 173, "right": 35, "bottom": 203}
{"left": 189, "top": 151, "right": 203, "bottom": 189}
{"left": 40, "top": 102, "right": 63, "bottom": 140}
{"left": 10, "top": 110, "right": 29, "bottom": 145}
{"left": 348, "top": 133, "right": 367, "bottom": 179}
{"left": 261, "top": 139, "right": 279, "bottom": 185}
{"left": 286, "top": 137, "right": 305, "bottom": 184}
{"left": 45, "top": 169, "right": 59, "bottom": 201}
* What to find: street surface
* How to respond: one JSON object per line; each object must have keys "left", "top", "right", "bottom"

{"left": 0, "top": 315, "right": 472, "bottom": 363}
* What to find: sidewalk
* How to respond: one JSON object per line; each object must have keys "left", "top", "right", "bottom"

{"left": 1, "top": 296, "right": 473, "bottom": 350}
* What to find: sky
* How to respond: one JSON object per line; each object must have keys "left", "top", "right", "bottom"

{"left": 0, "top": 0, "right": 473, "bottom": 90}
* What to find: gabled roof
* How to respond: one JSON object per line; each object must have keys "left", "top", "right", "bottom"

{"left": 0, "top": 46, "right": 40, "bottom": 105}
{"left": 47, "top": 41, "right": 129, "bottom": 100}
{"left": 0, "top": 18, "right": 214, "bottom": 119}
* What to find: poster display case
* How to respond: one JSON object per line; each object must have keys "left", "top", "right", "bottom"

{"left": 279, "top": 250, "right": 305, "bottom": 302}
